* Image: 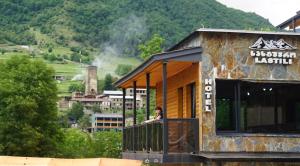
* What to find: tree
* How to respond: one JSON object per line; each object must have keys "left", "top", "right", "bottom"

{"left": 78, "top": 114, "right": 91, "bottom": 130}
{"left": 97, "top": 79, "right": 105, "bottom": 93}
{"left": 115, "top": 64, "right": 133, "bottom": 76}
{"left": 138, "top": 34, "right": 165, "bottom": 60}
{"left": 0, "top": 56, "right": 63, "bottom": 157}
{"left": 70, "top": 53, "right": 81, "bottom": 62}
{"left": 68, "top": 82, "right": 84, "bottom": 92}
{"left": 57, "top": 129, "right": 122, "bottom": 158}
{"left": 68, "top": 102, "right": 84, "bottom": 121}
{"left": 103, "top": 74, "right": 115, "bottom": 90}
{"left": 91, "top": 104, "right": 102, "bottom": 113}
{"left": 92, "top": 131, "right": 122, "bottom": 158}
{"left": 57, "top": 128, "right": 94, "bottom": 158}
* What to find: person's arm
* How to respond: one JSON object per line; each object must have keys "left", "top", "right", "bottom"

{"left": 144, "top": 119, "right": 155, "bottom": 123}
{"left": 155, "top": 115, "right": 162, "bottom": 120}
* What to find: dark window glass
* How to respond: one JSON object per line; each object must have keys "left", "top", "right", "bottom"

{"left": 187, "top": 83, "right": 196, "bottom": 118}
{"left": 240, "top": 82, "right": 300, "bottom": 133}
{"left": 216, "top": 79, "right": 300, "bottom": 134}
{"left": 216, "top": 80, "right": 236, "bottom": 131}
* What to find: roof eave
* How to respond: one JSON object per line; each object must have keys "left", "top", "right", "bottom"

{"left": 277, "top": 14, "right": 300, "bottom": 29}
{"left": 114, "top": 47, "right": 202, "bottom": 88}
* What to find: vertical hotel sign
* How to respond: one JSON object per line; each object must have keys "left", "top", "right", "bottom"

{"left": 204, "top": 79, "right": 212, "bottom": 112}
{"left": 249, "top": 37, "right": 297, "bottom": 64}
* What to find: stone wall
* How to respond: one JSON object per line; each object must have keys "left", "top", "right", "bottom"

{"left": 198, "top": 31, "right": 300, "bottom": 152}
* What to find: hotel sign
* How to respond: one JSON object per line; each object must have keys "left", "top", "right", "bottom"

{"left": 204, "top": 79, "right": 212, "bottom": 112}
{"left": 249, "top": 37, "right": 297, "bottom": 65}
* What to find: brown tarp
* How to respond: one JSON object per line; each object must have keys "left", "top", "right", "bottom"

{"left": 0, "top": 156, "right": 142, "bottom": 166}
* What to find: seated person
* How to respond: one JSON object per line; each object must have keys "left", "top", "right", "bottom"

{"left": 154, "top": 106, "right": 163, "bottom": 120}
{"left": 144, "top": 106, "right": 163, "bottom": 123}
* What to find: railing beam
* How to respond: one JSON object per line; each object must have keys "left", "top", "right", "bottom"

{"left": 162, "top": 61, "right": 168, "bottom": 154}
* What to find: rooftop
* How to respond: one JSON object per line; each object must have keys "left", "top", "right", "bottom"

{"left": 109, "top": 95, "right": 141, "bottom": 100}
{"left": 92, "top": 113, "right": 122, "bottom": 118}
{"left": 103, "top": 90, "right": 123, "bottom": 95}
{"left": 168, "top": 28, "right": 300, "bottom": 51}
{"left": 195, "top": 28, "right": 300, "bottom": 36}
{"left": 277, "top": 11, "right": 300, "bottom": 29}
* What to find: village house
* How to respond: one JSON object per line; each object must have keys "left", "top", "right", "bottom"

{"left": 91, "top": 113, "right": 123, "bottom": 132}
{"left": 114, "top": 27, "right": 300, "bottom": 165}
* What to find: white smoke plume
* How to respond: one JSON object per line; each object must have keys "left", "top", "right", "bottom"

{"left": 92, "top": 14, "right": 148, "bottom": 69}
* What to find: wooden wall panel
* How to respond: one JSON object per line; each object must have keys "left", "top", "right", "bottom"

{"left": 156, "top": 63, "right": 199, "bottom": 118}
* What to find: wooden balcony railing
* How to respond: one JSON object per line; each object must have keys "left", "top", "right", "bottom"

{"left": 123, "top": 118, "right": 199, "bottom": 154}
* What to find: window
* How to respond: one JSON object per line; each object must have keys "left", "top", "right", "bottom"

{"left": 216, "top": 80, "right": 236, "bottom": 131}
{"left": 178, "top": 87, "right": 183, "bottom": 118}
{"left": 216, "top": 80, "right": 300, "bottom": 134}
{"left": 186, "top": 83, "right": 196, "bottom": 118}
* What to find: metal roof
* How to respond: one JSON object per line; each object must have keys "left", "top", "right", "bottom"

{"left": 195, "top": 28, "right": 300, "bottom": 36}
{"left": 168, "top": 28, "right": 300, "bottom": 51}
{"left": 109, "top": 95, "right": 140, "bottom": 100}
{"left": 103, "top": 90, "right": 123, "bottom": 95}
{"left": 92, "top": 113, "right": 123, "bottom": 118}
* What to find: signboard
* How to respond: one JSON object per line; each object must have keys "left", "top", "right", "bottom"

{"left": 249, "top": 37, "right": 297, "bottom": 65}
{"left": 204, "top": 79, "right": 212, "bottom": 112}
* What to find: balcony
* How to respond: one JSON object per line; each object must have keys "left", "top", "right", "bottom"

{"left": 123, "top": 118, "right": 200, "bottom": 163}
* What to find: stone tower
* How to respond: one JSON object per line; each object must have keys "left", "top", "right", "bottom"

{"left": 85, "top": 66, "right": 98, "bottom": 96}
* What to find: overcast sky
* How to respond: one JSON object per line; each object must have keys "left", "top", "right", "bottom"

{"left": 216, "top": 0, "right": 299, "bottom": 26}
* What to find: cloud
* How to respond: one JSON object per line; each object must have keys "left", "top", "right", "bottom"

{"left": 216, "top": 0, "right": 299, "bottom": 26}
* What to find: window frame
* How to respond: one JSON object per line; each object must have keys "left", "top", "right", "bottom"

{"left": 215, "top": 79, "right": 300, "bottom": 136}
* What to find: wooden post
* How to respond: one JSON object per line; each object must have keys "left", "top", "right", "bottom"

{"left": 162, "top": 61, "right": 168, "bottom": 154}
{"left": 133, "top": 81, "right": 137, "bottom": 152}
{"left": 293, "top": 18, "right": 296, "bottom": 32}
{"left": 146, "top": 73, "right": 150, "bottom": 120}
{"left": 122, "top": 88, "right": 126, "bottom": 151}
{"left": 133, "top": 81, "right": 137, "bottom": 125}
{"left": 146, "top": 73, "right": 150, "bottom": 152}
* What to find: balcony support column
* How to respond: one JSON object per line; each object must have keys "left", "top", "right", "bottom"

{"left": 133, "top": 81, "right": 137, "bottom": 152}
{"left": 133, "top": 81, "right": 137, "bottom": 125}
{"left": 146, "top": 73, "right": 150, "bottom": 152}
{"left": 162, "top": 61, "right": 168, "bottom": 154}
{"left": 146, "top": 73, "right": 150, "bottom": 120}
{"left": 122, "top": 88, "right": 126, "bottom": 127}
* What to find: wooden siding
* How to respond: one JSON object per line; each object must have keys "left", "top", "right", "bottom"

{"left": 156, "top": 63, "right": 200, "bottom": 119}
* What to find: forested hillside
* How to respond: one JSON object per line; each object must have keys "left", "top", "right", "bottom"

{"left": 0, "top": 0, "right": 273, "bottom": 56}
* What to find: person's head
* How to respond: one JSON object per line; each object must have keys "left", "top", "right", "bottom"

{"left": 155, "top": 106, "right": 162, "bottom": 115}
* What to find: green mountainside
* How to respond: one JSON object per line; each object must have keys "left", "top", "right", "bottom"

{"left": 0, "top": 0, "right": 273, "bottom": 95}
{"left": 0, "top": 0, "right": 273, "bottom": 52}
